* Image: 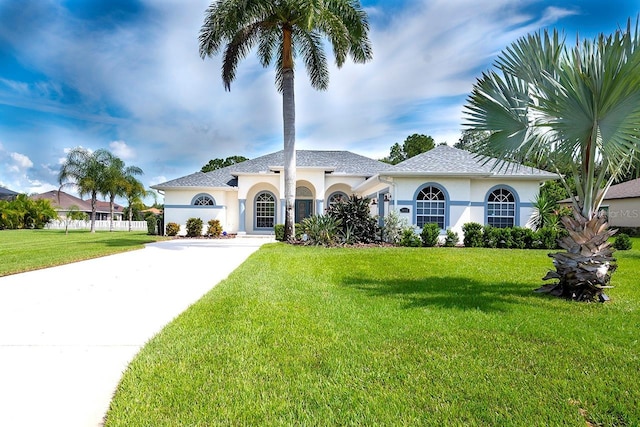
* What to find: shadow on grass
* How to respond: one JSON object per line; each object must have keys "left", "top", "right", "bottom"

{"left": 342, "top": 275, "right": 543, "bottom": 312}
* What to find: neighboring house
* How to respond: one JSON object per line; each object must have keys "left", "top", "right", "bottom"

{"left": 30, "top": 190, "right": 124, "bottom": 220}
{"left": 153, "top": 145, "right": 557, "bottom": 237}
{"left": 0, "top": 186, "right": 19, "bottom": 201}
{"left": 560, "top": 178, "right": 640, "bottom": 228}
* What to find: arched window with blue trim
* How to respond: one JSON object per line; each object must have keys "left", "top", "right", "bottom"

{"left": 487, "top": 187, "right": 516, "bottom": 228}
{"left": 192, "top": 193, "right": 215, "bottom": 206}
{"left": 255, "top": 191, "right": 276, "bottom": 229}
{"left": 416, "top": 185, "right": 446, "bottom": 229}
{"left": 327, "top": 191, "right": 348, "bottom": 207}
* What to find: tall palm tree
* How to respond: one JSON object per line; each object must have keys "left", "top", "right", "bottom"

{"left": 122, "top": 175, "right": 152, "bottom": 232}
{"left": 102, "top": 156, "right": 143, "bottom": 232}
{"left": 464, "top": 21, "right": 640, "bottom": 301}
{"left": 199, "top": 0, "right": 372, "bottom": 240}
{"left": 58, "top": 147, "right": 113, "bottom": 233}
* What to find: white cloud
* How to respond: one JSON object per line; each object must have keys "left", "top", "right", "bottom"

{"left": 109, "top": 140, "right": 135, "bottom": 160}
{"left": 10, "top": 152, "right": 33, "bottom": 171}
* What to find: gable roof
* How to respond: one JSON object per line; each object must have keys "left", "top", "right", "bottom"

{"left": 0, "top": 186, "right": 19, "bottom": 199}
{"left": 29, "top": 190, "right": 123, "bottom": 213}
{"left": 603, "top": 178, "right": 640, "bottom": 200}
{"left": 153, "top": 150, "right": 393, "bottom": 190}
{"left": 386, "top": 145, "right": 558, "bottom": 178}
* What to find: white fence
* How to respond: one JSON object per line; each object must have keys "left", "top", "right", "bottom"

{"left": 45, "top": 220, "right": 148, "bottom": 231}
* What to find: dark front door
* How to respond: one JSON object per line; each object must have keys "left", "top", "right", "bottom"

{"left": 295, "top": 199, "right": 313, "bottom": 223}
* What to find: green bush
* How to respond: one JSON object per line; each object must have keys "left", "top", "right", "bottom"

{"left": 462, "top": 222, "right": 484, "bottom": 247}
{"left": 165, "top": 222, "right": 180, "bottom": 236}
{"left": 482, "top": 225, "right": 500, "bottom": 248}
{"left": 399, "top": 228, "right": 421, "bottom": 247}
{"left": 327, "top": 195, "right": 378, "bottom": 243}
{"left": 420, "top": 223, "right": 441, "bottom": 247}
{"left": 534, "top": 227, "right": 559, "bottom": 249}
{"left": 301, "top": 215, "right": 341, "bottom": 246}
{"left": 146, "top": 217, "right": 157, "bottom": 235}
{"left": 0, "top": 195, "right": 58, "bottom": 229}
{"left": 444, "top": 229, "right": 459, "bottom": 247}
{"left": 274, "top": 224, "right": 285, "bottom": 241}
{"left": 207, "top": 219, "right": 222, "bottom": 237}
{"left": 382, "top": 210, "right": 408, "bottom": 245}
{"left": 495, "top": 227, "right": 513, "bottom": 249}
{"left": 613, "top": 233, "right": 633, "bottom": 250}
{"left": 186, "top": 217, "right": 203, "bottom": 237}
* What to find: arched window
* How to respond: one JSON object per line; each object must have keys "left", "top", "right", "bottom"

{"left": 328, "top": 191, "right": 348, "bottom": 207}
{"left": 487, "top": 188, "right": 515, "bottom": 228}
{"left": 416, "top": 186, "right": 445, "bottom": 229}
{"left": 255, "top": 192, "right": 276, "bottom": 229}
{"left": 192, "top": 194, "right": 215, "bottom": 206}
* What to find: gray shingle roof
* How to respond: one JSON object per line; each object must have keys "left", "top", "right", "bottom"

{"left": 604, "top": 177, "right": 640, "bottom": 200}
{"left": 153, "top": 150, "right": 393, "bottom": 189}
{"left": 388, "top": 145, "right": 557, "bottom": 177}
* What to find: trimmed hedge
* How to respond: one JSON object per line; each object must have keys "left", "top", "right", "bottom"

{"left": 463, "top": 223, "right": 561, "bottom": 249}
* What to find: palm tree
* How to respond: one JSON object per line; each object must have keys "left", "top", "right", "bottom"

{"left": 464, "top": 21, "right": 640, "bottom": 301}
{"left": 102, "top": 157, "right": 143, "bottom": 232}
{"left": 58, "top": 147, "right": 113, "bottom": 233}
{"left": 199, "top": 0, "right": 372, "bottom": 240}
{"left": 122, "top": 175, "right": 152, "bottom": 232}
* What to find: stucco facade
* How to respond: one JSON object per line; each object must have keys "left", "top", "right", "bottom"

{"left": 153, "top": 147, "right": 557, "bottom": 237}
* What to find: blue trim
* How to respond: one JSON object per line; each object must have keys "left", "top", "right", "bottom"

{"left": 450, "top": 200, "right": 470, "bottom": 206}
{"left": 470, "top": 201, "right": 484, "bottom": 207}
{"left": 238, "top": 199, "right": 246, "bottom": 232}
{"left": 190, "top": 193, "right": 216, "bottom": 206}
{"left": 484, "top": 184, "right": 520, "bottom": 227}
{"left": 165, "top": 204, "right": 225, "bottom": 209}
{"left": 413, "top": 182, "right": 450, "bottom": 230}
{"left": 254, "top": 191, "right": 277, "bottom": 229}
{"left": 396, "top": 200, "right": 413, "bottom": 206}
{"left": 316, "top": 199, "right": 323, "bottom": 214}
{"left": 378, "top": 193, "right": 385, "bottom": 227}
{"left": 280, "top": 199, "right": 286, "bottom": 224}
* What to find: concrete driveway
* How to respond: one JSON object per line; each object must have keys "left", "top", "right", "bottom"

{"left": 0, "top": 237, "right": 272, "bottom": 427}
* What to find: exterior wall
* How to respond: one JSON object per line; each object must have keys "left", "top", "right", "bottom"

{"left": 602, "top": 198, "right": 640, "bottom": 227}
{"left": 163, "top": 188, "right": 235, "bottom": 235}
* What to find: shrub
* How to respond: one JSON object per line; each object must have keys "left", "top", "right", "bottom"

{"left": 613, "top": 233, "right": 633, "bottom": 250}
{"left": 534, "top": 227, "right": 559, "bottom": 249}
{"left": 185, "top": 217, "right": 203, "bottom": 237}
{"left": 301, "top": 215, "right": 341, "bottom": 246}
{"left": 382, "top": 210, "right": 408, "bottom": 245}
{"left": 482, "top": 225, "right": 500, "bottom": 248}
{"left": 327, "top": 195, "right": 378, "bottom": 243}
{"left": 274, "top": 224, "right": 285, "bottom": 241}
{"left": 207, "top": 219, "right": 222, "bottom": 237}
{"left": 146, "top": 217, "right": 157, "bottom": 235}
{"left": 420, "top": 223, "right": 441, "bottom": 247}
{"left": 462, "top": 222, "right": 483, "bottom": 247}
{"left": 400, "top": 228, "right": 421, "bottom": 247}
{"left": 510, "top": 226, "right": 534, "bottom": 249}
{"left": 165, "top": 222, "right": 180, "bottom": 236}
{"left": 444, "top": 229, "right": 459, "bottom": 247}
{"left": 495, "top": 227, "right": 513, "bottom": 249}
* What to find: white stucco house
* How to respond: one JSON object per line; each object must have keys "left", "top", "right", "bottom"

{"left": 152, "top": 145, "right": 557, "bottom": 237}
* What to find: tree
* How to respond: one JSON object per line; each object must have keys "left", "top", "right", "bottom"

{"left": 122, "top": 175, "right": 152, "bottom": 232}
{"left": 63, "top": 205, "right": 88, "bottom": 235}
{"left": 464, "top": 21, "right": 640, "bottom": 301}
{"left": 381, "top": 134, "right": 435, "bottom": 164}
{"left": 201, "top": 155, "right": 248, "bottom": 173}
{"left": 199, "top": 0, "right": 372, "bottom": 240}
{"left": 454, "top": 129, "right": 490, "bottom": 151}
{"left": 102, "top": 156, "right": 143, "bottom": 232}
{"left": 58, "top": 147, "right": 113, "bottom": 233}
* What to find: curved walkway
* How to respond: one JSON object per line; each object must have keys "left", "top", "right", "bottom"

{"left": 0, "top": 237, "right": 272, "bottom": 427}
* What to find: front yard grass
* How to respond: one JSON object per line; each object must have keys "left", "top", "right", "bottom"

{"left": 0, "top": 229, "right": 164, "bottom": 276}
{"left": 106, "top": 240, "right": 640, "bottom": 426}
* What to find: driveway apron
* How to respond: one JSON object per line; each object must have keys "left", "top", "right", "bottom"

{"left": 0, "top": 237, "right": 271, "bottom": 427}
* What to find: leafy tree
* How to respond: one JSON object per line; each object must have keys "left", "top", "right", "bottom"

{"left": 58, "top": 147, "right": 113, "bottom": 233}
{"left": 454, "top": 130, "right": 490, "bottom": 151}
{"left": 121, "top": 175, "right": 152, "bottom": 231}
{"left": 102, "top": 156, "right": 143, "bottom": 232}
{"left": 199, "top": 0, "right": 372, "bottom": 240}
{"left": 0, "top": 195, "right": 57, "bottom": 229}
{"left": 381, "top": 134, "right": 435, "bottom": 164}
{"left": 464, "top": 21, "right": 640, "bottom": 301}
{"left": 201, "top": 156, "right": 248, "bottom": 173}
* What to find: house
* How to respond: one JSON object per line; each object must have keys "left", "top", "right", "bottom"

{"left": 152, "top": 145, "right": 558, "bottom": 237}
{"left": 599, "top": 178, "right": 640, "bottom": 227}
{"left": 30, "top": 190, "right": 124, "bottom": 221}
{"left": 0, "top": 186, "right": 19, "bottom": 201}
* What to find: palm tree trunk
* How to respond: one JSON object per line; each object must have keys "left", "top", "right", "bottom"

{"left": 109, "top": 195, "right": 116, "bottom": 232}
{"left": 537, "top": 209, "right": 617, "bottom": 302}
{"left": 282, "top": 26, "right": 296, "bottom": 241}
{"left": 90, "top": 191, "right": 97, "bottom": 233}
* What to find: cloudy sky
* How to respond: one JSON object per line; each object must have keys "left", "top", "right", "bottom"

{"left": 0, "top": 0, "right": 636, "bottom": 202}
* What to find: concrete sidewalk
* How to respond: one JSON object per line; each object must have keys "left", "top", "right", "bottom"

{"left": 0, "top": 237, "right": 272, "bottom": 427}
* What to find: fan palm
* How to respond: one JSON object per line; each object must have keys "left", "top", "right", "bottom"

{"left": 464, "top": 20, "right": 640, "bottom": 301}
{"left": 199, "top": 0, "right": 372, "bottom": 240}
{"left": 58, "top": 147, "right": 113, "bottom": 233}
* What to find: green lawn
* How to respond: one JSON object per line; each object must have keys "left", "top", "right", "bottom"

{"left": 105, "top": 240, "right": 640, "bottom": 426}
{"left": 0, "top": 229, "right": 164, "bottom": 276}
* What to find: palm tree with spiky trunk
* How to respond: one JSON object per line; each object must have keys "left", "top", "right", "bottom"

{"left": 464, "top": 21, "right": 640, "bottom": 302}
{"left": 199, "top": 0, "right": 372, "bottom": 240}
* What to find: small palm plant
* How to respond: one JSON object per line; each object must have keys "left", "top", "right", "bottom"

{"left": 464, "top": 21, "right": 640, "bottom": 301}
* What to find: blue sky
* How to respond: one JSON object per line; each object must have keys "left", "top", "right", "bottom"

{"left": 0, "top": 0, "right": 637, "bottom": 202}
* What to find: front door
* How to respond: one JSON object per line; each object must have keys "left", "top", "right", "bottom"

{"left": 295, "top": 199, "right": 313, "bottom": 223}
